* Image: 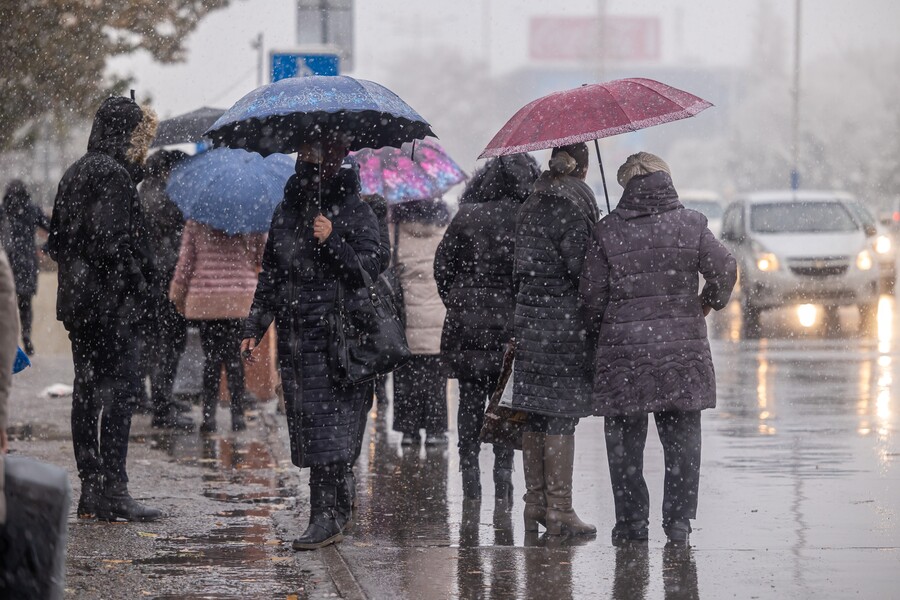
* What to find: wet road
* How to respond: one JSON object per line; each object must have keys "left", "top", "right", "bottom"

{"left": 6, "top": 277, "right": 899, "bottom": 598}
{"left": 341, "top": 296, "right": 900, "bottom": 599}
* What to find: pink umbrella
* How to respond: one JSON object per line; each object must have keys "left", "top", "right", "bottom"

{"left": 354, "top": 138, "right": 466, "bottom": 204}
{"left": 479, "top": 78, "right": 713, "bottom": 211}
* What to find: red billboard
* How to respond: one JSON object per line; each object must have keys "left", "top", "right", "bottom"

{"left": 530, "top": 16, "right": 661, "bottom": 62}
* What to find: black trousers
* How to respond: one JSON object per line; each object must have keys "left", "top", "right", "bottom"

{"left": 457, "top": 376, "right": 514, "bottom": 470}
{"left": 148, "top": 300, "right": 187, "bottom": 415}
{"left": 198, "top": 319, "right": 245, "bottom": 416}
{"left": 604, "top": 410, "right": 702, "bottom": 527}
{"left": 69, "top": 322, "right": 140, "bottom": 483}
{"left": 16, "top": 293, "right": 32, "bottom": 341}
{"left": 392, "top": 355, "right": 447, "bottom": 435}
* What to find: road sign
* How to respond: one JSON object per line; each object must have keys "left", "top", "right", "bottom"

{"left": 270, "top": 51, "right": 340, "bottom": 82}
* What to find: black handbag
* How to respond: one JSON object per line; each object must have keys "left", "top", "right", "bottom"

{"left": 330, "top": 255, "right": 412, "bottom": 385}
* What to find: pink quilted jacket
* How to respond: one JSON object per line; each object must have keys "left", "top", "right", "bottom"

{"left": 169, "top": 220, "right": 266, "bottom": 320}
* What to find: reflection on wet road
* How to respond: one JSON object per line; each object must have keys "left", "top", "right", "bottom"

{"left": 340, "top": 296, "right": 899, "bottom": 599}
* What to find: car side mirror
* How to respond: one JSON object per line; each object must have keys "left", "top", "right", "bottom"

{"left": 864, "top": 224, "right": 877, "bottom": 237}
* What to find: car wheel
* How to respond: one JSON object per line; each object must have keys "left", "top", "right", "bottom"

{"left": 741, "top": 300, "right": 761, "bottom": 339}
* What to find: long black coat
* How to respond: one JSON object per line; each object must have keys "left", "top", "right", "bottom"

{"left": 1, "top": 182, "right": 49, "bottom": 297}
{"left": 48, "top": 97, "right": 157, "bottom": 329}
{"left": 434, "top": 155, "right": 540, "bottom": 380}
{"left": 511, "top": 172, "right": 599, "bottom": 418}
{"left": 580, "top": 171, "right": 737, "bottom": 416}
{"left": 244, "top": 163, "right": 384, "bottom": 468}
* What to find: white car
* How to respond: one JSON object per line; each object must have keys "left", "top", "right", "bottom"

{"left": 679, "top": 190, "right": 724, "bottom": 237}
{"left": 720, "top": 190, "right": 880, "bottom": 333}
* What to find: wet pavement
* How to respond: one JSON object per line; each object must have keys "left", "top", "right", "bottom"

{"left": 5, "top": 283, "right": 899, "bottom": 598}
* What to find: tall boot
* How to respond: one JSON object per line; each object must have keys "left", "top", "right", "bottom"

{"left": 96, "top": 481, "right": 163, "bottom": 522}
{"left": 522, "top": 431, "right": 547, "bottom": 532}
{"left": 544, "top": 435, "right": 596, "bottom": 536}
{"left": 335, "top": 466, "right": 355, "bottom": 531}
{"left": 76, "top": 473, "right": 104, "bottom": 519}
{"left": 292, "top": 483, "right": 344, "bottom": 551}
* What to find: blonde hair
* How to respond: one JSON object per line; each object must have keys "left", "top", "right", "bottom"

{"left": 617, "top": 152, "right": 671, "bottom": 187}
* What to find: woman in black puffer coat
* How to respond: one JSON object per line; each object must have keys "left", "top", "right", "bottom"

{"left": 242, "top": 146, "right": 385, "bottom": 551}
{"left": 1, "top": 180, "right": 50, "bottom": 355}
{"left": 512, "top": 143, "right": 599, "bottom": 537}
{"left": 434, "top": 153, "right": 540, "bottom": 501}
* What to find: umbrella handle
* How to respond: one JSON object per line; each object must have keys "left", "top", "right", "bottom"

{"left": 594, "top": 139, "right": 611, "bottom": 214}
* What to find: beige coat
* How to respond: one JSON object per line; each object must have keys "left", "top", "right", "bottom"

{"left": 0, "top": 250, "right": 19, "bottom": 524}
{"left": 393, "top": 220, "right": 447, "bottom": 355}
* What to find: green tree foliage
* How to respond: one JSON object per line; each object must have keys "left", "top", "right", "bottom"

{"left": 0, "top": 0, "right": 231, "bottom": 150}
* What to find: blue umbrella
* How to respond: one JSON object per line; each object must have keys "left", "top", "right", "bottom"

{"left": 167, "top": 148, "right": 294, "bottom": 234}
{"left": 205, "top": 76, "right": 435, "bottom": 156}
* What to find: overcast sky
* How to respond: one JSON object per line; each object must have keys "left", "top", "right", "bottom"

{"left": 108, "top": 0, "right": 900, "bottom": 118}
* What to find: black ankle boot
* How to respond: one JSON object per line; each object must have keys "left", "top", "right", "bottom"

{"left": 292, "top": 484, "right": 344, "bottom": 550}
{"left": 152, "top": 405, "right": 195, "bottom": 431}
{"left": 611, "top": 519, "right": 649, "bottom": 546}
{"left": 97, "top": 482, "right": 163, "bottom": 522}
{"left": 462, "top": 467, "right": 481, "bottom": 500}
{"left": 663, "top": 519, "right": 691, "bottom": 545}
{"left": 77, "top": 474, "right": 104, "bottom": 519}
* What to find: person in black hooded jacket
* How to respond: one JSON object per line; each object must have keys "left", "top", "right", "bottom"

{"left": 1, "top": 180, "right": 50, "bottom": 356}
{"left": 242, "top": 138, "right": 385, "bottom": 550}
{"left": 433, "top": 153, "right": 540, "bottom": 501}
{"left": 48, "top": 95, "right": 162, "bottom": 523}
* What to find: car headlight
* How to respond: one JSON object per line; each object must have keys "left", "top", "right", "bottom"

{"left": 857, "top": 250, "right": 874, "bottom": 270}
{"left": 875, "top": 235, "right": 892, "bottom": 255}
{"left": 756, "top": 253, "right": 779, "bottom": 272}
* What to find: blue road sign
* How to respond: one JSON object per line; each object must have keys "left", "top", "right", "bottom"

{"left": 271, "top": 53, "right": 340, "bottom": 82}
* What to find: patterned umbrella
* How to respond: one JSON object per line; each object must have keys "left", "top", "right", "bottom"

{"left": 206, "top": 76, "right": 435, "bottom": 156}
{"left": 353, "top": 139, "right": 466, "bottom": 204}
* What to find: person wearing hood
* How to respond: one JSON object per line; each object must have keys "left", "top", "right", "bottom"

{"left": 48, "top": 95, "right": 162, "bottom": 522}
{"left": 580, "top": 152, "right": 737, "bottom": 545}
{"left": 138, "top": 150, "right": 194, "bottom": 431}
{"left": 390, "top": 198, "right": 451, "bottom": 448}
{"left": 242, "top": 137, "right": 385, "bottom": 550}
{"left": 1, "top": 180, "right": 50, "bottom": 356}
{"left": 433, "top": 153, "right": 540, "bottom": 501}
{"left": 511, "top": 143, "right": 599, "bottom": 538}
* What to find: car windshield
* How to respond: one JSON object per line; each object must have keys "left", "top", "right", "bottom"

{"left": 682, "top": 200, "right": 723, "bottom": 219}
{"left": 845, "top": 202, "right": 876, "bottom": 228}
{"left": 750, "top": 201, "right": 859, "bottom": 234}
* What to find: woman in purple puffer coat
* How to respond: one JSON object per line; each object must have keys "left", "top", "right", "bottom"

{"left": 580, "top": 152, "right": 736, "bottom": 546}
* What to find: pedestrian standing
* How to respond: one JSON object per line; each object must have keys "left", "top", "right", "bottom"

{"left": 512, "top": 143, "right": 598, "bottom": 536}
{"left": 434, "top": 154, "right": 540, "bottom": 500}
{"left": 48, "top": 95, "right": 163, "bottom": 522}
{"left": 169, "top": 219, "right": 265, "bottom": 433}
{"left": 580, "top": 152, "right": 737, "bottom": 545}
{"left": 139, "top": 150, "right": 193, "bottom": 430}
{"left": 390, "top": 199, "right": 450, "bottom": 447}
{"left": 1, "top": 180, "right": 50, "bottom": 356}
{"left": 242, "top": 139, "right": 385, "bottom": 550}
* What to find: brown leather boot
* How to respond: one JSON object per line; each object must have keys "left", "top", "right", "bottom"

{"left": 544, "top": 434, "right": 596, "bottom": 536}
{"left": 522, "top": 431, "right": 547, "bottom": 532}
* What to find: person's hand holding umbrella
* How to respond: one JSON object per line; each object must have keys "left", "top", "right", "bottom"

{"left": 313, "top": 215, "right": 332, "bottom": 243}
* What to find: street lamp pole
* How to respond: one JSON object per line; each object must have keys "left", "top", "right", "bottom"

{"left": 790, "top": 0, "right": 802, "bottom": 190}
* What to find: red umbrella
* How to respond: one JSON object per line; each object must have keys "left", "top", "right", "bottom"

{"left": 479, "top": 78, "right": 713, "bottom": 211}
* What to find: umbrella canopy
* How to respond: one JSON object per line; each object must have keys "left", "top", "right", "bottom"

{"left": 167, "top": 148, "right": 294, "bottom": 235}
{"left": 353, "top": 139, "right": 466, "bottom": 204}
{"left": 151, "top": 107, "right": 225, "bottom": 147}
{"left": 206, "top": 76, "right": 435, "bottom": 156}
{"left": 480, "top": 78, "right": 712, "bottom": 158}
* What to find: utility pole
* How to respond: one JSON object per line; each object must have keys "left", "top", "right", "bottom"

{"left": 252, "top": 32, "right": 264, "bottom": 86}
{"left": 790, "top": 0, "right": 802, "bottom": 190}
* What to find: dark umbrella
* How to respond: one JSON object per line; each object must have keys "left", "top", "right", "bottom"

{"left": 479, "top": 78, "right": 713, "bottom": 211}
{"left": 205, "top": 75, "right": 435, "bottom": 156}
{"left": 151, "top": 107, "right": 225, "bottom": 147}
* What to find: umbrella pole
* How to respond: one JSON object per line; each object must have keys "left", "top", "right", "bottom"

{"left": 594, "top": 139, "right": 611, "bottom": 214}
